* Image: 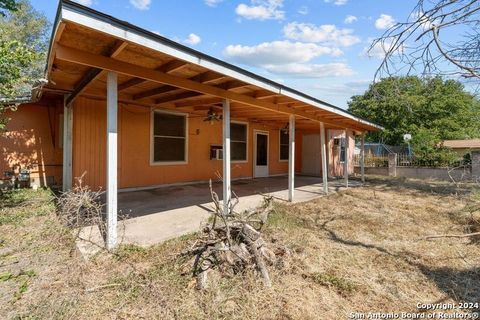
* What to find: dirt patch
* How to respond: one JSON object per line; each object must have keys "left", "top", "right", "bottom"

{"left": 0, "top": 178, "right": 479, "bottom": 319}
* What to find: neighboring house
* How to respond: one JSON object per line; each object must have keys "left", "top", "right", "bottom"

{"left": 0, "top": 1, "right": 382, "bottom": 248}
{"left": 442, "top": 139, "right": 480, "bottom": 157}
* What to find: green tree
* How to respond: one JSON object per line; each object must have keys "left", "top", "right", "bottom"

{"left": 348, "top": 76, "right": 480, "bottom": 149}
{"left": 0, "top": 0, "right": 49, "bottom": 130}
{"left": 0, "top": 0, "right": 18, "bottom": 16}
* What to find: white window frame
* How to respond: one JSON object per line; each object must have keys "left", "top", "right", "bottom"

{"left": 278, "top": 129, "right": 289, "bottom": 162}
{"left": 150, "top": 109, "right": 189, "bottom": 166}
{"left": 230, "top": 120, "right": 249, "bottom": 164}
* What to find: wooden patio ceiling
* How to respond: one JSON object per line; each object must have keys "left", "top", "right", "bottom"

{"left": 44, "top": 1, "right": 382, "bottom": 133}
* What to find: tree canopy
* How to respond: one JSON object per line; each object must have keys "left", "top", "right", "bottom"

{"left": 348, "top": 76, "right": 480, "bottom": 147}
{"left": 0, "top": 0, "right": 18, "bottom": 16}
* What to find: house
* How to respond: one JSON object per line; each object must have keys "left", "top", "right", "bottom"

{"left": 0, "top": 1, "right": 382, "bottom": 248}
{"left": 442, "top": 139, "right": 480, "bottom": 158}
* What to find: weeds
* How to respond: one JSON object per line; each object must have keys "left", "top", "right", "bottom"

{"left": 305, "top": 272, "right": 356, "bottom": 295}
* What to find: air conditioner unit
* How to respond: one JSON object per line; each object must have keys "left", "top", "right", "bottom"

{"left": 214, "top": 148, "right": 223, "bottom": 160}
{"left": 210, "top": 146, "right": 223, "bottom": 160}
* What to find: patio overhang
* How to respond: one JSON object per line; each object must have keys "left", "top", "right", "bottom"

{"left": 44, "top": 0, "right": 383, "bottom": 133}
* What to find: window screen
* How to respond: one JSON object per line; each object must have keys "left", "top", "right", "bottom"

{"left": 231, "top": 123, "right": 247, "bottom": 161}
{"left": 152, "top": 112, "right": 186, "bottom": 163}
{"left": 279, "top": 130, "right": 289, "bottom": 161}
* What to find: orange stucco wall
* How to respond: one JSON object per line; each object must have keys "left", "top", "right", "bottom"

{"left": 0, "top": 98, "right": 64, "bottom": 187}
{"left": 72, "top": 97, "right": 302, "bottom": 190}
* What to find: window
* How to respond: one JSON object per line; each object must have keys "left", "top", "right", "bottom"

{"left": 152, "top": 111, "right": 187, "bottom": 163}
{"left": 231, "top": 122, "right": 247, "bottom": 161}
{"left": 279, "top": 130, "right": 289, "bottom": 161}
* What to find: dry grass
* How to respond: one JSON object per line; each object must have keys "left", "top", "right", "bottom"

{"left": 0, "top": 177, "right": 479, "bottom": 319}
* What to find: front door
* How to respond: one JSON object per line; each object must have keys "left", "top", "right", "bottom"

{"left": 254, "top": 131, "right": 269, "bottom": 178}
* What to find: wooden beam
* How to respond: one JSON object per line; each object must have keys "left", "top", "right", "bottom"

{"left": 247, "top": 91, "right": 280, "bottom": 99}
{"left": 66, "top": 41, "right": 128, "bottom": 106}
{"left": 55, "top": 45, "right": 367, "bottom": 131}
{"left": 118, "top": 59, "right": 188, "bottom": 91}
{"left": 176, "top": 97, "right": 222, "bottom": 108}
{"left": 217, "top": 80, "right": 251, "bottom": 90}
{"left": 133, "top": 85, "right": 178, "bottom": 100}
{"left": 133, "top": 71, "right": 225, "bottom": 100}
{"left": 155, "top": 91, "right": 201, "bottom": 104}
{"left": 155, "top": 79, "right": 253, "bottom": 105}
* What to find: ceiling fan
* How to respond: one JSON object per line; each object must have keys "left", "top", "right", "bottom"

{"left": 204, "top": 107, "right": 223, "bottom": 125}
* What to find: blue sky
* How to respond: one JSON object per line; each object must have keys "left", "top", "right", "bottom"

{"left": 31, "top": 0, "right": 419, "bottom": 109}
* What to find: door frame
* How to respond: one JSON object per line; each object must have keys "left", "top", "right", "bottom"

{"left": 253, "top": 130, "right": 269, "bottom": 178}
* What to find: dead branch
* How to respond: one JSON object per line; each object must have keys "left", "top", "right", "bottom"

{"left": 425, "top": 232, "right": 480, "bottom": 240}
{"left": 370, "top": 0, "right": 480, "bottom": 92}
{"left": 184, "top": 180, "right": 288, "bottom": 290}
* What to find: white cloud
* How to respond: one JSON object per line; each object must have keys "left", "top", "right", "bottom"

{"left": 73, "top": 0, "right": 93, "bottom": 6}
{"left": 224, "top": 40, "right": 342, "bottom": 66}
{"left": 344, "top": 15, "right": 357, "bottom": 24}
{"left": 298, "top": 6, "right": 309, "bottom": 15}
{"left": 324, "top": 0, "right": 348, "bottom": 6}
{"left": 236, "top": 0, "right": 285, "bottom": 21}
{"left": 224, "top": 40, "right": 352, "bottom": 78}
{"left": 205, "top": 0, "right": 223, "bottom": 7}
{"left": 313, "top": 80, "right": 370, "bottom": 96}
{"left": 130, "top": 0, "right": 151, "bottom": 10}
{"left": 362, "top": 38, "right": 403, "bottom": 59}
{"left": 184, "top": 33, "right": 201, "bottom": 45}
{"left": 283, "top": 22, "right": 360, "bottom": 47}
{"left": 264, "top": 62, "right": 354, "bottom": 78}
{"left": 375, "top": 14, "right": 395, "bottom": 30}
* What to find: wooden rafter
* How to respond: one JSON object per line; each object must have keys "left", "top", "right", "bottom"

{"left": 118, "top": 59, "right": 188, "bottom": 91}
{"left": 66, "top": 40, "right": 128, "bottom": 106}
{"left": 155, "top": 91, "right": 202, "bottom": 105}
{"left": 176, "top": 97, "right": 222, "bottom": 108}
{"left": 133, "top": 70, "right": 226, "bottom": 100}
{"left": 155, "top": 80, "right": 255, "bottom": 105}
{"left": 55, "top": 44, "right": 369, "bottom": 131}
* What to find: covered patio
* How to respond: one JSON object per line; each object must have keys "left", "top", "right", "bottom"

{"left": 41, "top": 1, "right": 382, "bottom": 250}
{"left": 78, "top": 175, "right": 361, "bottom": 253}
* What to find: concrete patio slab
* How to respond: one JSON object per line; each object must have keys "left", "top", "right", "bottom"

{"left": 76, "top": 176, "right": 360, "bottom": 256}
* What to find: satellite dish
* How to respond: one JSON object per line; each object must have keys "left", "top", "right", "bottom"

{"left": 403, "top": 134, "right": 412, "bottom": 142}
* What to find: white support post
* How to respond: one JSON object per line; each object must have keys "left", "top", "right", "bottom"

{"left": 222, "top": 99, "right": 231, "bottom": 215}
{"left": 288, "top": 114, "right": 295, "bottom": 202}
{"left": 320, "top": 122, "right": 328, "bottom": 194}
{"left": 106, "top": 71, "right": 118, "bottom": 250}
{"left": 360, "top": 133, "right": 365, "bottom": 183}
{"left": 62, "top": 97, "right": 73, "bottom": 191}
{"left": 344, "top": 129, "right": 349, "bottom": 188}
